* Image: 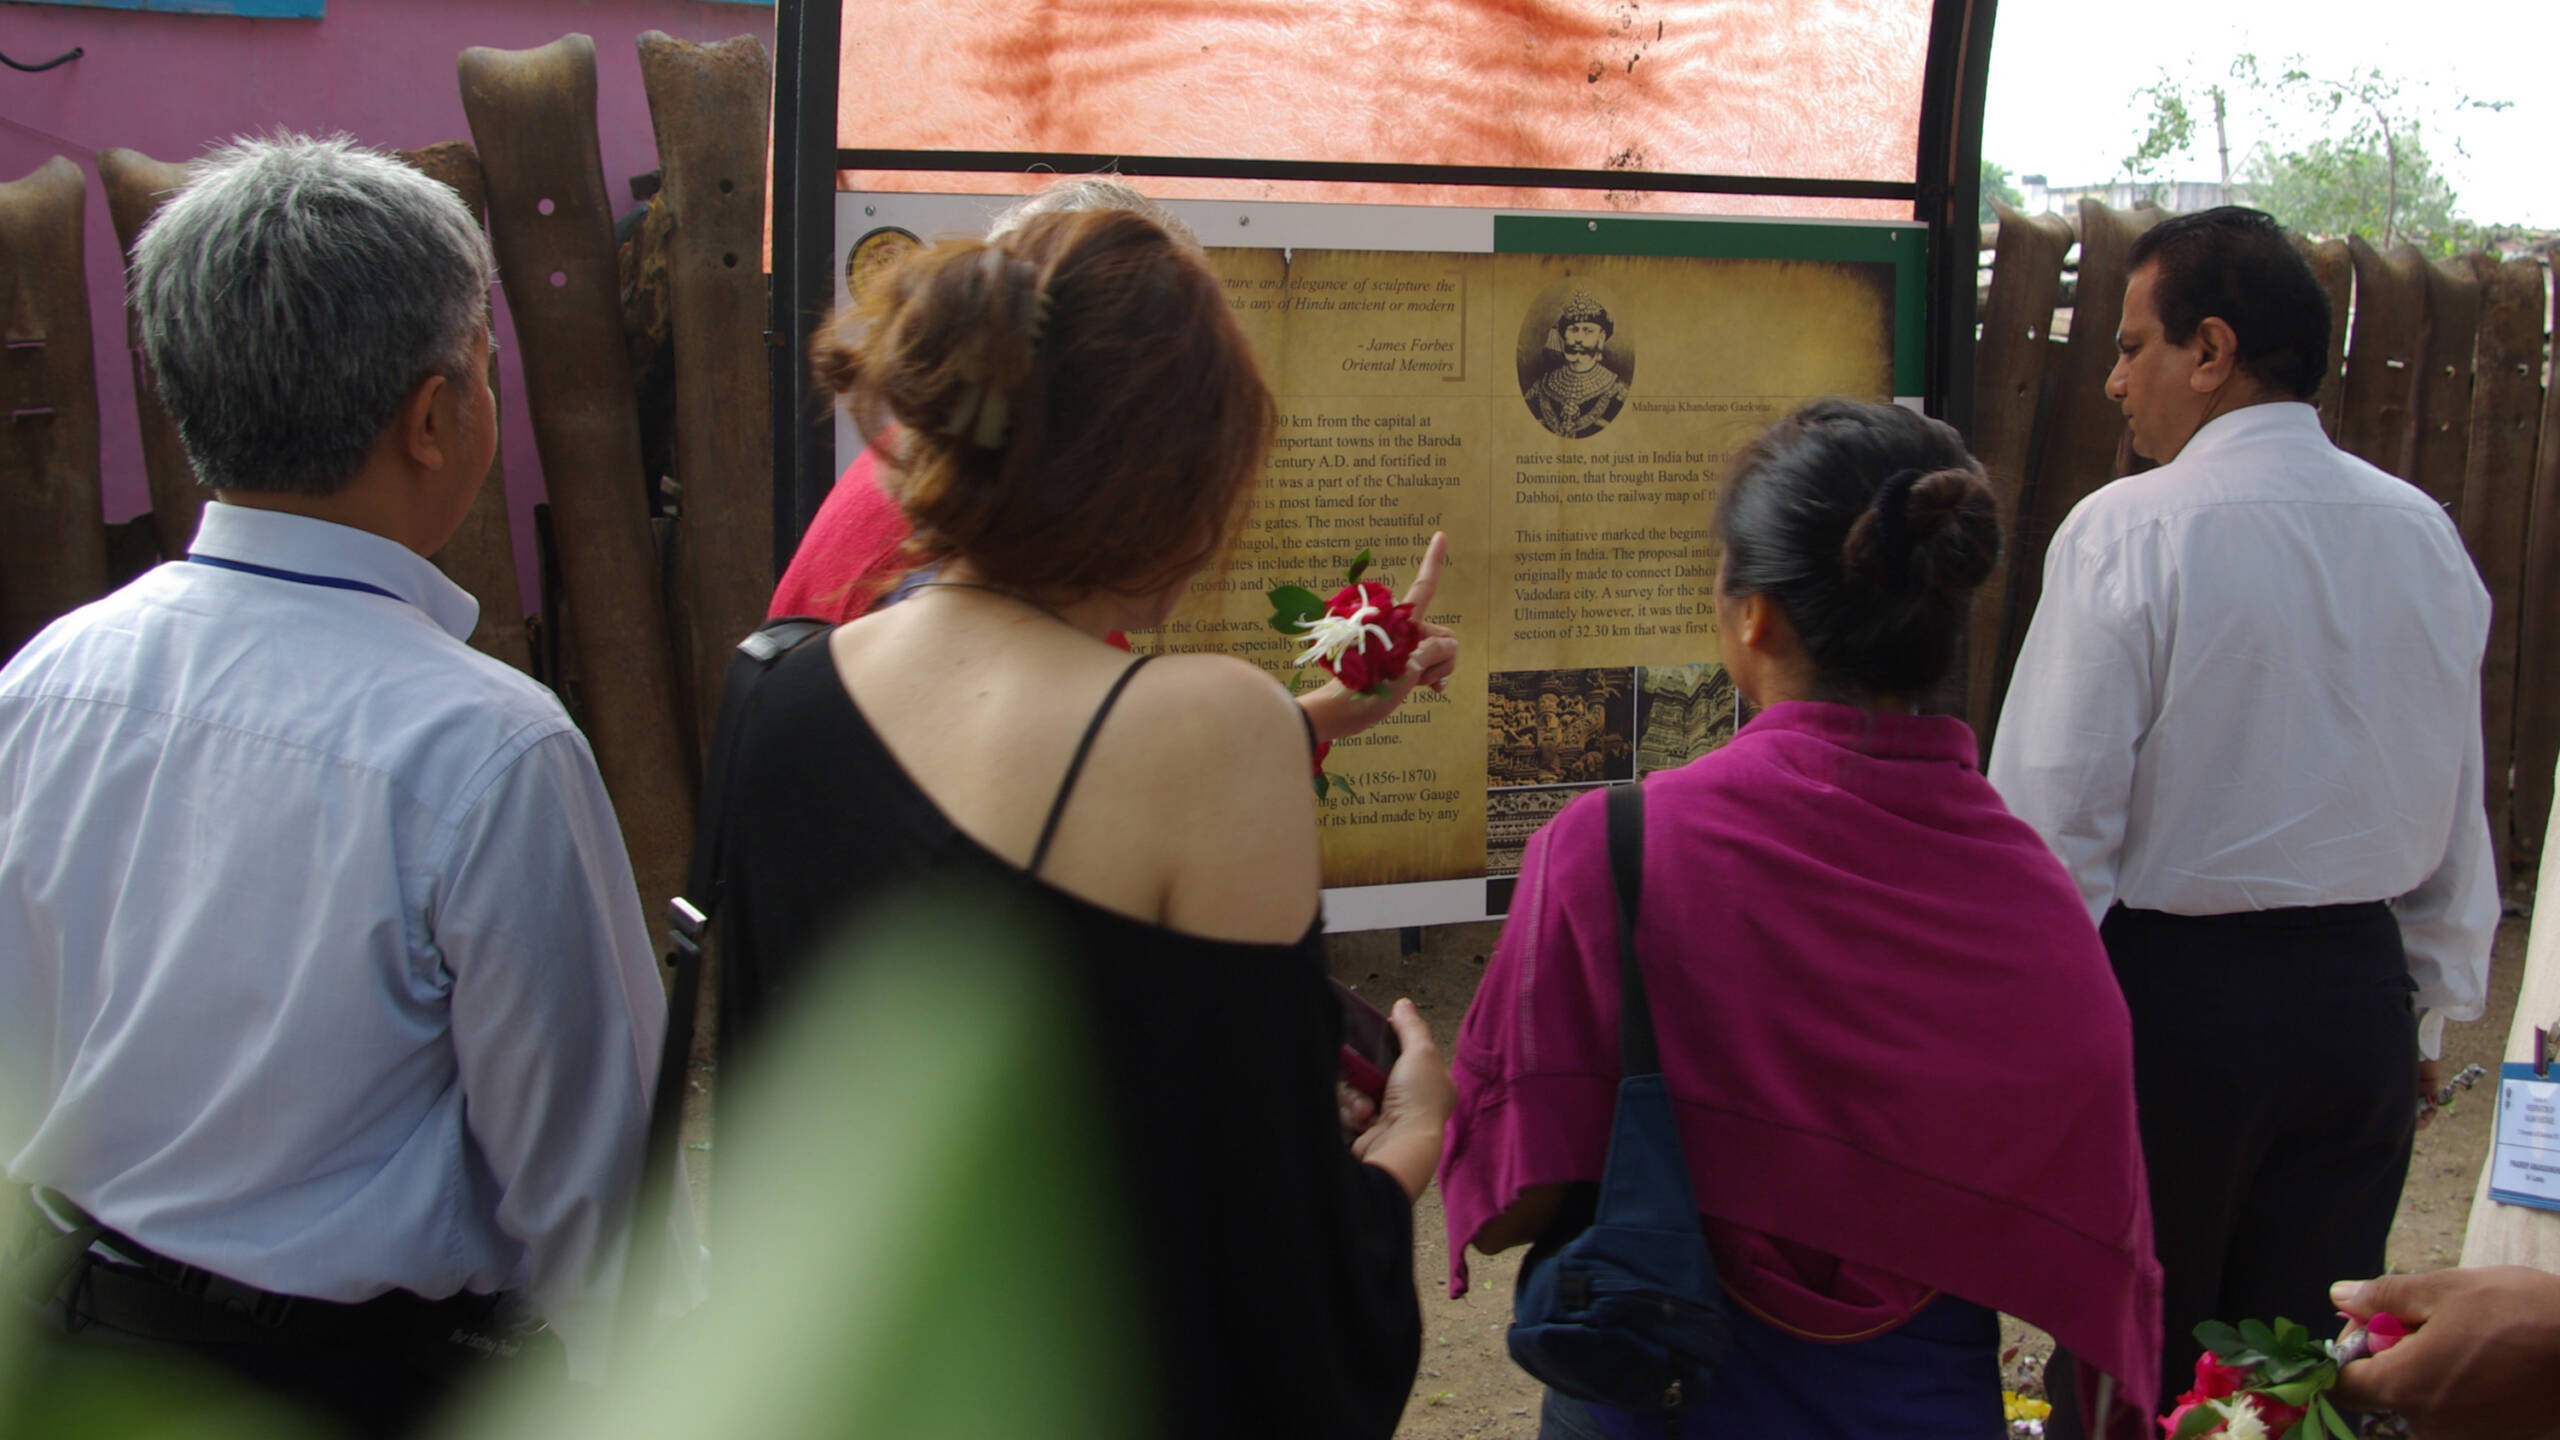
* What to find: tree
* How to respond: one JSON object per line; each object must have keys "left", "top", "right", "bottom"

{"left": 2117, "top": 57, "right": 2511, "bottom": 249}
{"left": 2123, "top": 73, "right": 2210, "bottom": 192}
{"left": 2246, "top": 129, "right": 2468, "bottom": 255}
{"left": 1979, "top": 159, "right": 2022, "bottom": 225}
{"left": 2244, "top": 60, "right": 2507, "bottom": 248}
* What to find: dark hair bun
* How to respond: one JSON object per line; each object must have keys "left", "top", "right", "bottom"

{"left": 1715, "top": 398, "right": 2004, "bottom": 700}
{"left": 1842, "top": 466, "right": 1998, "bottom": 595}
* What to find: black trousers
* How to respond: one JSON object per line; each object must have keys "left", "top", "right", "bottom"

{"left": 2053, "top": 902, "right": 2416, "bottom": 1431}
{"left": 13, "top": 1224, "right": 552, "bottom": 1439}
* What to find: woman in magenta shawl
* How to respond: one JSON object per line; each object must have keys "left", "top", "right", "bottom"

{"left": 1441, "top": 400, "right": 2161, "bottom": 1439}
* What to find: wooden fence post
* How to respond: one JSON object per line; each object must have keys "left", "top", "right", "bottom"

{"left": 2007, "top": 201, "right": 2155, "bottom": 639}
{"left": 2459, "top": 257, "right": 2546, "bottom": 888}
{"left": 2299, "top": 237, "right": 2353, "bottom": 441}
{"left": 0, "top": 157, "right": 107, "bottom": 660}
{"left": 1965, "top": 202, "right": 2071, "bottom": 745}
{"left": 2410, "top": 256, "right": 2483, "bottom": 513}
{"left": 2513, "top": 262, "right": 2560, "bottom": 878}
{"left": 95, "top": 149, "right": 205, "bottom": 559}
{"left": 637, "top": 31, "right": 777, "bottom": 767}
{"left": 459, "top": 34, "right": 697, "bottom": 932}
{"left": 2341, "top": 239, "right": 2427, "bottom": 479}
{"left": 396, "top": 140, "right": 534, "bottom": 677}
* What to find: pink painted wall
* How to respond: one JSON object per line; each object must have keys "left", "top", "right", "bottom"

{"left": 0, "top": 0, "right": 775, "bottom": 596}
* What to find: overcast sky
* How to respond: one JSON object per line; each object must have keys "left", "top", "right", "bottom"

{"left": 1981, "top": 0, "right": 2559, "bottom": 227}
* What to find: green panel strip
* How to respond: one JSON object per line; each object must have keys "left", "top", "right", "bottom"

{"left": 1494, "top": 215, "right": 1926, "bottom": 397}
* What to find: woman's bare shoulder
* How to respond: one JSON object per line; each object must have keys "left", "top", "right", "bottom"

{"left": 1103, "top": 652, "right": 1320, "bottom": 939}
{"left": 1124, "top": 653, "right": 1309, "bottom": 756}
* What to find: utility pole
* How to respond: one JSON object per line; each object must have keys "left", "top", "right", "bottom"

{"left": 2213, "top": 86, "right": 2231, "bottom": 194}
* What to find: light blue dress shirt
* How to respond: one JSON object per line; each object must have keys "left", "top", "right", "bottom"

{"left": 0, "top": 503, "right": 664, "bottom": 1374}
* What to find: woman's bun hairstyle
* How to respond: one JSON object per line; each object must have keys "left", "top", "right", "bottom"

{"left": 809, "top": 207, "right": 1274, "bottom": 600}
{"left": 1840, "top": 465, "right": 2000, "bottom": 597}
{"left": 815, "top": 242, "right": 1047, "bottom": 451}
{"left": 1716, "top": 399, "right": 2002, "bottom": 700}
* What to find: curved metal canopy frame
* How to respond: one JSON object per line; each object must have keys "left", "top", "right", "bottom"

{"left": 768, "top": 0, "right": 1997, "bottom": 570}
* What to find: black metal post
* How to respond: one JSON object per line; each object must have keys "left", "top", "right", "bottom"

{"left": 1916, "top": 0, "right": 2000, "bottom": 433}
{"left": 767, "top": 0, "right": 841, "bottom": 574}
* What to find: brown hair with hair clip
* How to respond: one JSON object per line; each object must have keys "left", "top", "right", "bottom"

{"left": 810, "top": 207, "right": 1275, "bottom": 601}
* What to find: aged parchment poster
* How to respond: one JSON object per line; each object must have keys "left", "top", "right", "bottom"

{"left": 1133, "top": 247, "right": 1896, "bottom": 904}
{"left": 834, "top": 196, "right": 1912, "bottom": 923}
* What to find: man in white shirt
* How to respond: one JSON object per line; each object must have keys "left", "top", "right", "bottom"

{"left": 0, "top": 137, "right": 663, "bottom": 1433}
{"left": 1990, "top": 206, "right": 2496, "bottom": 1420}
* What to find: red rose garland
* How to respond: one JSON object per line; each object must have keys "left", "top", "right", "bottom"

{"left": 1301, "top": 579, "right": 1422, "bottom": 693}
{"left": 2159, "top": 1311, "right": 2408, "bottom": 1439}
{"left": 1268, "top": 550, "right": 1421, "bottom": 799}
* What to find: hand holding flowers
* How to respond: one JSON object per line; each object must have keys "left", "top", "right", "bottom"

{"left": 2329, "top": 1268, "right": 2560, "bottom": 1440}
{"left": 1287, "top": 573, "right": 1421, "bottom": 692}
{"left": 1268, "top": 534, "right": 1459, "bottom": 795}
{"left": 2162, "top": 1311, "right": 2410, "bottom": 1440}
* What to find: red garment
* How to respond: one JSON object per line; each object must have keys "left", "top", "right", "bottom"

{"left": 1440, "top": 701, "right": 2162, "bottom": 1419}
{"left": 768, "top": 446, "right": 915, "bottom": 623}
{"left": 767, "top": 446, "right": 1133, "bottom": 652}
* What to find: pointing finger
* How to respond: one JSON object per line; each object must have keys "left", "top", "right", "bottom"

{"left": 1400, "top": 532, "right": 1449, "bottom": 619}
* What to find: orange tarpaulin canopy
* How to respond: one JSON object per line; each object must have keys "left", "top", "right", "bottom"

{"left": 772, "top": 0, "right": 1995, "bottom": 557}
{"left": 830, "top": 0, "right": 1933, "bottom": 218}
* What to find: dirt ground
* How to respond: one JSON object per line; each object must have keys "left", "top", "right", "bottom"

{"left": 1327, "top": 908, "right": 2534, "bottom": 1439}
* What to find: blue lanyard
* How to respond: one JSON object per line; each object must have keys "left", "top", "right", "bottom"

{"left": 187, "top": 554, "right": 403, "bottom": 602}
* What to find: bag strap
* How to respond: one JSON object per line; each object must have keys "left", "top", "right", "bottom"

{"left": 1027, "top": 653, "right": 1156, "bottom": 877}
{"left": 680, "top": 616, "right": 837, "bottom": 918}
{"left": 1605, "top": 782, "right": 1661, "bottom": 1079}
{"left": 625, "top": 615, "right": 833, "bottom": 1353}
{"left": 650, "top": 616, "right": 833, "bottom": 1162}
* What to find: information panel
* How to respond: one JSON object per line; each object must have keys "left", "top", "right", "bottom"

{"left": 834, "top": 196, "right": 1922, "bottom": 927}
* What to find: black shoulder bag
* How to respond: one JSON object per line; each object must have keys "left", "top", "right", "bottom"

{"left": 619, "top": 616, "right": 833, "bottom": 1349}
{"left": 1507, "top": 781, "right": 1734, "bottom": 1414}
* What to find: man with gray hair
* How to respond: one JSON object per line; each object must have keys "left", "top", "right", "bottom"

{"left": 0, "top": 135, "right": 662, "bottom": 1433}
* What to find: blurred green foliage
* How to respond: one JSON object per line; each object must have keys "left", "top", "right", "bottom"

{"left": 461, "top": 895, "right": 1150, "bottom": 1440}
{"left": 6, "top": 896, "right": 1147, "bottom": 1439}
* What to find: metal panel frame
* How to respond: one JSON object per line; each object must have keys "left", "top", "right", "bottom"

{"left": 767, "top": 0, "right": 842, "bottom": 572}
{"left": 1915, "top": 0, "right": 1996, "bottom": 439}
{"left": 836, "top": 150, "right": 1918, "bottom": 204}
{"left": 769, "top": 0, "right": 1998, "bottom": 567}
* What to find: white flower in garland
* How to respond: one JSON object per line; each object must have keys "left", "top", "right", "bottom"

{"left": 1290, "top": 602, "right": 1397, "bottom": 669}
{"left": 1268, "top": 556, "right": 1420, "bottom": 708}
{"left": 2208, "top": 1397, "right": 2270, "bottom": 1440}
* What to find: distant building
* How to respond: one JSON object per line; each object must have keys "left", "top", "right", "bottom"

{"left": 2018, "top": 175, "right": 2250, "bottom": 217}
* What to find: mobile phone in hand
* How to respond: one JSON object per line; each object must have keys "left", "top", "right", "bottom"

{"left": 1330, "top": 977, "right": 1401, "bottom": 1102}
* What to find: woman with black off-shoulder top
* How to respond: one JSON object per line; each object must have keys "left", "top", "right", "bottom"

{"left": 712, "top": 204, "right": 1458, "bottom": 1439}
